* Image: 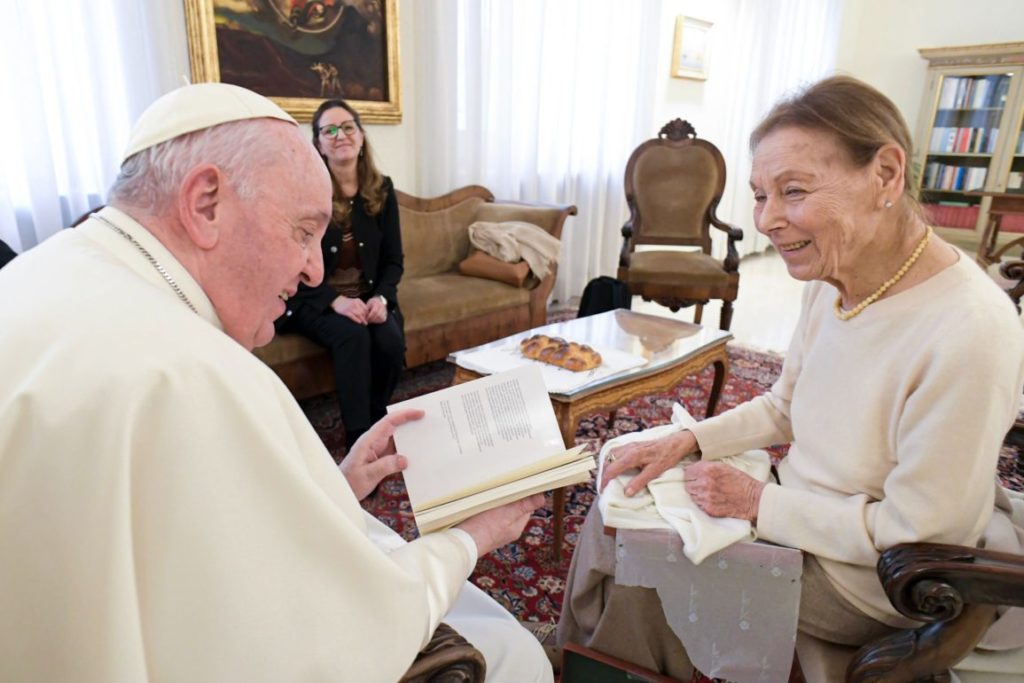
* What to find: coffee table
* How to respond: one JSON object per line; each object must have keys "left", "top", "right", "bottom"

{"left": 448, "top": 309, "right": 732, "bottom": 559}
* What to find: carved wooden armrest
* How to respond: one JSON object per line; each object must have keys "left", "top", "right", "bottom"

{"left": 998, "top": 259, "right": 1024, "bottom": 311}
{"left": 999, "top": 259, "right": 1024, "bottom": 282}
{"left": 619, "top": 218, "right": 636, "bottom": 269}
{"left": 847, "top": 542, "right": 1024, "bottom": 682}
{"left": 709, "top": 206, "right": 743, "bottom": 273}
{"left": 398, "top": 622, "right": 487, "bottom": 683}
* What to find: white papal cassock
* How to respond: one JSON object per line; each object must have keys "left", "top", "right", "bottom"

{"left": 0, "top": 207, "right": 551, "bottom": 683}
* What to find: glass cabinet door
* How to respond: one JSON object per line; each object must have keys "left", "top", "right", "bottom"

{"left": 1004, "top": 106, "right": 1024, "bottom": 232}
{"left": 919, "top": 72, "right": 1013, "bottom": 232}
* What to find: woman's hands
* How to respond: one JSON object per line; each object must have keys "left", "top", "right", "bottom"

{"left": 331, "top": 295, "right": 387, "bottom": 325}
{"left": 684, "top": 461, "right": 765, "bottom": 522}
{"left": 366, "top": 295, "right": 387, "bottom": 324}
{"left": 601, "top": 429, "right": 699, "bottom": 496}
{"left": 341, "top": 408, "right": 424, "bottom": 500}
{"left": 600, "top": 428, "right": 766, "bottom": 521}
{"left": 332, "top": 296, "right": 368, "bottom": 324}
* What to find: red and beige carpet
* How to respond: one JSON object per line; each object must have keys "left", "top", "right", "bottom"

{"left": 298, "top": 343, "right": 1024, "bottom": 628}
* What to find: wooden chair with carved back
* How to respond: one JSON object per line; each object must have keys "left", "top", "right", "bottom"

{"left": 617, "top": 119, "right": 743, "bottom": 331}
{"left": 796, "top": 542, "right": 1024, "bottom": 682}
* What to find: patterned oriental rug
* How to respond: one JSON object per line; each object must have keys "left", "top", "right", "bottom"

{"left": 298, "top": 344, "right": 1024, "bottom": 628}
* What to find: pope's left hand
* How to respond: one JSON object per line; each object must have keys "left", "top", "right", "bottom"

{"left": 683, "top": 460, "right": 766, "bottom": 522}
{"left": 341, "top": 408, "right": 424, "bottom": 500}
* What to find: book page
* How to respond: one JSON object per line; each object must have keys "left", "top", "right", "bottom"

{"left": 388, "top": 365, "right": 567, "bottom": 510}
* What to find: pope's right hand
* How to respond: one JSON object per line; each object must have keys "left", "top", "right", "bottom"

{"left": 456, "top": 494, "right": 545, "bottom": 557}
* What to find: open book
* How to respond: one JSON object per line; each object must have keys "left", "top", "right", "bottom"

{"left": 388, "top": 365, "right": 595, "bottom": 534}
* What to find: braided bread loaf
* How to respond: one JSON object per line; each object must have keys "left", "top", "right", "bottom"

{"left": 519, "top": 334, "right": 602, "bottom": 372}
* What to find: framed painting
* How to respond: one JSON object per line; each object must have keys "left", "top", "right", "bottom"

{"left": 671, "top": 16, "right": 712, "bottom": 81}
{"left": 184, "top": 0, "right": 401, "bottom": 123}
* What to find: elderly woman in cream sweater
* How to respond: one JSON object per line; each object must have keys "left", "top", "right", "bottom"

{"left": 557, "top": 75, "right": 1024, "bottom": 679}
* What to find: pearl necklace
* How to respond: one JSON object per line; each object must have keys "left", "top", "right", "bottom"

{"left": 834, "top": 226, "right": 932, "bottom": 321}
{"left": 91, "top": 213, "right": 199, "bottom": 315}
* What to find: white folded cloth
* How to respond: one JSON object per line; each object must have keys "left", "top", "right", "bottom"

{"left": 598, "top": 403, "right": 772, "bottom": 564}
{"left": 467, "top": 221, "right": 561, "bottom": 280}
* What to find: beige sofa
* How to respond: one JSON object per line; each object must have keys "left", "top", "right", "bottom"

{"left": 253, "top": 185, "right": 576, "bottom": 400}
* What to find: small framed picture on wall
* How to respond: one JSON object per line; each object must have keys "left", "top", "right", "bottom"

{"left": 671, "top": 16, "right": 713, "bottom": 81}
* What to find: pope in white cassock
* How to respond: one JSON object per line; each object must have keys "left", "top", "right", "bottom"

{"left": 0, "top": 83, "right": 553, "bottom": 682}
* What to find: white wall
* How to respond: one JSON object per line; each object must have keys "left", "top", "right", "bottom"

{"left": 362, "top": 0, "right": 418, "bottom": 191}
{"left": 651, "top": 0, "right": 740, "bottom": 143}
{"left": 649, "top": 0, "right": 1024, "bottom": 171}
{"left": 836, "top": 0, "right": 1024, "bottom": 140}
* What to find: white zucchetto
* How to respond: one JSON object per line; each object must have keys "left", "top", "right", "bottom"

{"left": 121, "top": 82, "right": 295, "bottom": 164}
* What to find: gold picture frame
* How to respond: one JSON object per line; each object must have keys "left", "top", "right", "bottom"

{"left": 671, "top": 16, "right": 712, "bottom": 81}
{"left": 184, "top": 0, "right": 401, "bottom": 124}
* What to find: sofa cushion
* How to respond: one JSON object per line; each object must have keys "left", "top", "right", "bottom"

{"left": 255, "top": 330, "right": 323, "bottom": 365}
{"left": 458, "top": 250, "right": 531, "bottom": 288}
{"left": 399, "top": 198, "right": 486, "bottom": 278}
{"left": 400, "top": 273, "right": 531, "bottom": 332}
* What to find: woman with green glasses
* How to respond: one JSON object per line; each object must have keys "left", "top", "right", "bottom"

{"left": 277, "top": 98, "right": 405, "bottom": 450}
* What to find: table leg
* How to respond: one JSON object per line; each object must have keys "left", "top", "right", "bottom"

{"left": 551, "top": 403, "right": 580, "bottom": 562}
{"left": 707, "top": 358, "right": 727, "bottom": 418}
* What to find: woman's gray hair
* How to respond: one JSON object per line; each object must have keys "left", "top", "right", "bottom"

{"left": 108, "top": 119, "right": 276, "bottom": 211}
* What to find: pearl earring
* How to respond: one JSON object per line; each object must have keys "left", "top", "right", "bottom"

{"left": 884, "top": 200, "right": 894, "bottom": 209}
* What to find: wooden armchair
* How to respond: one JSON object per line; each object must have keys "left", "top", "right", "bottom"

{"left": 797, "top": 543, "right": 1024, "bottom": 682}
{"left": 399, "top": 622, "right": 486, "bottom": 682}
{"left": 617, "top": 119, "right": 743, "bottom": 331}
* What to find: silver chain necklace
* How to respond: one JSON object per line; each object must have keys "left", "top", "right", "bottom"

{"left": 91, "top": 213, "right": 199, "bottom": 315}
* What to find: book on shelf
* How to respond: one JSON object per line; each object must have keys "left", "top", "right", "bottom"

{"left": 938, "top": 76, "right": 959, "bottom": 109}
{"left": 936, "top": 75, "right": 1010, "bottom": 111}
{"left": 388, "top": 365, "right": 595, "bottom": 534}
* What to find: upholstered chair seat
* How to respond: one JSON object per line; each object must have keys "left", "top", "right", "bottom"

{"left": 623, "top": 251, "right": 736, "bottom": 288}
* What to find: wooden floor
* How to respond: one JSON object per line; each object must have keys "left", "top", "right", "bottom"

{"left": 632, "top": 248, "right": 803, "bottom": 355}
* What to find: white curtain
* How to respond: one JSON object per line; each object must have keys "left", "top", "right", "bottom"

{"left": 413, "top": 0, "right": 662, "bottom": 304}
{"left": 707, "top": 0, "right": 844, "bottom": 258}
{"left": 0, "top": 0, "right": 189, "bottom": 254}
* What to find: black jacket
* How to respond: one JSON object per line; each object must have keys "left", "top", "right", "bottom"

{"left": 277, "top": 177, "right": 403, "bottom": 330}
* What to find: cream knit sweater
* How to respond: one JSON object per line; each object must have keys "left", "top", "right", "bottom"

{"left": 689, "top": 253, "right": 1024, "bottom": 645}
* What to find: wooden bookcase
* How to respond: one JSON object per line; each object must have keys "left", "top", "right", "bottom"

{"left": 914, "top": 43, "right": 1024, "bottom": 250}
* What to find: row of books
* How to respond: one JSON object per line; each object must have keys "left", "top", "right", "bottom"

{"left": 928, "top": 126, "right": 999, "bottom": 154}
{"left": 1002, "top": 214, "right": 1024, "bottom": 233}
{"left": 922, "top": 163, "right": 987, "bottom": 192}
{"left": 938, "top": 74, "right": 1010, "bottom": 110}
{"left": 923, "top": 203, "right": 979, "bottom": 229}
{"left": 923, "top": 204, "right": 1024, "bottom": 232}
{"left": 1018, "top": 130, "right": 1024, "bottom": 155}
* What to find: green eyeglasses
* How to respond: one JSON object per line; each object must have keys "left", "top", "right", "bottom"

{"left": 318, "top": 122, "right": 360, "bottom": 138}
